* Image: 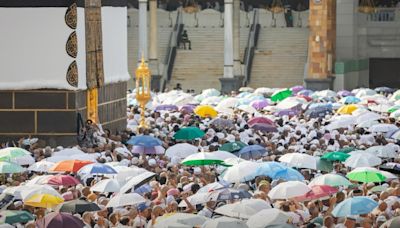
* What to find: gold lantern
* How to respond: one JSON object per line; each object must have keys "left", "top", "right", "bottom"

{"left": 183, "top": 0, "right": 200, "bottom": 14}
{"left": 135, "top": 57, "right": 152, "bottom": 129}
{"left": 269, "top": 0, "right": 285, "bottom": 14}
{"left": 359, "top": 0, "right": 375, "bottom": 14}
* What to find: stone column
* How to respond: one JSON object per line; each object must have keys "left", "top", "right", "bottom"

{"left": 305, "top": 0, "right": 336, "bottom": 90}
{"left": 138, "top": 0, "right": 148, "bottom": 62}
{"left": 149, "top": 0, "right": 161, "bottom": 91}
{"left": 233, "top": 0, "right": 241, "bottom": 76}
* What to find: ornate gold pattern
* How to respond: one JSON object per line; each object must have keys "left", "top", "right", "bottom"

{"left": 66, "top": 61, "right": 78, "bottom": 87}
{"left": 65, "top": 3, "right": 77, "bottom": 29}
{"left": 66, "top": 31, "right": 78, "bottom": 58}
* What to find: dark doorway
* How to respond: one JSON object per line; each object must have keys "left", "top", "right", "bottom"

{"left": 369, "top": 58, "right": 400, "bottom": 88}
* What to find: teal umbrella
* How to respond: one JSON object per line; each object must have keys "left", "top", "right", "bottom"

{"left": 173, "top": 127, "right": 205, "bottom": 140}
{"left": 1, "top": 210, "right": 34, "bottom": 224}
{"left": 271, "top": 89, "right": 292, "bottom": 102}
{"left": 321, "top": 152, "right": 350, "bottom": 162}
{"left": 0, "top": 161, "right": 24, "bottom": 173}
{"left": 220, "top": 141, "right": 247, "bottom": 152}
{"left": 0, "top": 147, "right": 30, "bottom": 161}
{"left": 316, "top": 158, "right": 334, "bottom": 173}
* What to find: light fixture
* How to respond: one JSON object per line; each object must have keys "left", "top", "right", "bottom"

{"left": 359, "top": 0, "right": 375, "bottom": 14}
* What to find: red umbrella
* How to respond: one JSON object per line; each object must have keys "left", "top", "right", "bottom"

{"left": 294, "top": 185, "right": 338, "bottom": 202}
{"left": 36, "top": 212, "right": 84, "bottom": 228}
{"left": 247, "top": 117, "right": 275, "bottom": 127}
{"left": 46, "top": 175, "right": 80, "bottom": 186}
{"left": 50, "top": 160, "right": 93, "bottom": 173}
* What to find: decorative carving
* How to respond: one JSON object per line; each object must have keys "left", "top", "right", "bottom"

{"left": 65, "top": 3, "right": 77, "bottom": 29}
{"left": 66, "top": 31, "right": 78, "bottom": 58}
{"left": 66, "top": 61, "right": 78, "bottom": 87}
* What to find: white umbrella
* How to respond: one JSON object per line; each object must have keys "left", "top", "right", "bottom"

{"left": 357, "top": 120, "right": 379, "bottom": 129}
{"left": 369, "top": 104, "right": 391, "bottom": 113}
{"left": 278, "top": 153, "right": 317, "bottom": 170}
{"left": 202, "top": 88, "right": 221, "bottom": 97}
{"left": 268, "top": 181, "right": 311, "bottom": 200}
{"left": 45, "top": 154, "right": 98, "bottom": 163}
{"left": 115, "top": 166, "right": 148, "bottom": 185}
{"left": 201, "top": 96, "right": 222, "bottom": 105}
{"left": 344, "top": 153, "right": 382, "bottom": 168}
{"left": 211, "top": 151, "right": 238, "bottom": 160}
{"left": 390, "top": 109, "right": 400, "bottom": 118}
{"left": 222, "top": 161, "right": 263, "bottom": 183}
{"left": 201, "top": 216, "right": 248, "bottom": 228}
{"left": 313, "top": 90, "right": 337, "bottom": 98}
{"left": 155, "top": 213, "right": 208, "bottom": 228}
{"left": 20, "top": 184, "right": 62, "bottom": 201}
{"left": 165, "top": 143, "right": 198, "bottom": 159}
{"left": 247, "top": 208, "right": 290, "bottom": 228}
{"left": 380, "top": 170, "right": 398, "bottom": 180}
{"left": 90, "top": 179, "right": 120, "bottom": 193}
{"left": 216, "top": 97, "right": 240, "bottom": 109}
{"left": 28, "top": 161, "right": 55, "bottom": 172}
{"left": 119, "top": 171, "right": 155, "bottom": 193}
{"left": 53, "top": 148, "right": 85, "bottom": 157}
{"left": 326, "top": 115, "right": 357, "bottom": 130}
{"left": 309, "top": 174, "right": 352, "bottom": 187}
{"left": 365, "top": 145, "right": 397, "bottom": 158}
{"left": 11, "top": 155, "right": 35, "bottom": 166}
{"left": 355, "top": 88, "right": 376, "bottom": 98}
{"left": 237, "top": 105, "right": 258, "bottom": 114}
{"left": 25, "top": 175, "right": 53, "bottom": 186}
{"left": 214, "top": 199, "right": 271, "bottom": 219}
{"left": 223, "top": 157, "right": 246, "bottom": 166}
{"left": 181, "top": 152, "right": 224, "bottom": 166}
{"left": 355, "top": 112, "right": 382, "bottom": 124}
{"left": 369, "top": 124, "right": 398, "bottom": 133}
{"left": 276, "top": 98, "right": 302, "bottom": 110}
{"left": 106, "top": 193, "right": 146, "bottom": 208}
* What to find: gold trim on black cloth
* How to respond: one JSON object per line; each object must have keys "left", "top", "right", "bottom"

{"left": 66, "top": 31, "right": 78, "bottom": 58}
{"left": 65, "top": 3, "right": 77, "bottom": 29}
{"left": 66, "top": 61, "right": 79, "bottom": 87}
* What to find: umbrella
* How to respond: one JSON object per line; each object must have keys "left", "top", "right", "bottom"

{"left": 380, "top": 163, "right": 400, "bottom": 174}
{"left": 28, "top": 161, "right": 55, "bottom": 172}
{"left": 132, "top": 145, "right": 165, "bottom": 155}
{"left": 0, "top": 161, "right": 24, "bottom": 173}
{"left": 216, "top": 97, "right": 240, "bottom": 109}
{"left": 271, "top": 89, "right": 292, "bottom": 102}
{"left": 291, "top": 85, "right": 304, "bottom": 94}
{"left": 309, "top": 174, "right": 352, "bottom": 187}
{"left": 251, "top": 123, "right": 278, "bottom": 132}
{"left": 337, "top": 90, "right": 354, "bottom": 97}
{"left": 127, "top": 135, "right": 163, "bottom": 146}
{"left": 239, "top": 87, "right": 255, "bottom": 92}
{"left": 279, "top": 153, "right": 317, "bottom": 170}
{"left": 237, "top": 105, "right": 258, "bottom": 114}
{"left": 201, "top": 96, "right": 223, "bottom": 105}
{"left": 24, "top": 193, "right": 64, "bottom": 208}
{"left": 355, "top": 111, "right": 382, "bottom": 124}
{"left": 25, "top": 175, "right": 53, "bottom": 186}
{"left": 331, "top": 196, "right": 378, "bottom": 217}
{"left": 337, "top": 104, "right": 358, "bottom": 114}
{"left": 313, "top": 90, "right": 337, "bottom": 98}
{"left": 45, "top": 154, "right": 98, "bottom": 163}
{"left": 305, "top": 106, "right": 333, "bottom": 118}
{"left": 237, "top": 145, "right": 267, "bottom": 160}
{"left": 298, "top": 89, "right": 314, "bottom": 96}
{"left": 340, "top": 96, "right": 361, "bottom": 104}
{"left": 0, "top": 147, "right": 30, "bottom": 160}
{"left": 316, "top": 158, "right": 334, "bottom": 172}
{"left": 180, "top": 104, "right": 195, "bottom": 113}
{"left": 326, "top": 115, "right": 357, "bottom": 130}
{"left": 50, "top": 160, "right": 93, "bottom": 173}
{"left": 222, "top": 161, "right": 263, "bottom": 183}
{"left": 36, "top": 212, "right": 85, "bottom": 228}
{"left": 271, "top": 167, "right": 305, "bottom": 181}
{"left": 173, "top": 127, "right": 205, "bottom": 140}
{"left": 58, "top": 199, "right": 101, "bottom": 213}
{"left": 119, "top": 171, "right": 156, "bottom": 193}
{"left": 355, "top": 88, "right": 377, "bottom": 98}
{"left": 251, "top": 99, "right": 268, "bottom": 110}
{"left": 294, "top": 185, "right": 338, "bottom": 201}
{"left": 202, "top": 88, "right": 220, "bottom": 97}
{"left": 201, "top": 216, "right": 247, "bottom": 228}
{"left": 369, "top": 124, "right": 398, "bottom": 133}
{"left": 211, "top": 151, "right": 238, "bottom": 160}
{"left": 268, "top": 181, "right": 311, "bottom": 200}
{"left": 155, "top": 104, "right": 178, "bottom": 112}
{"left": 114, "top": 166, "right": 148, "bottom": 184}
{"left": 369, "top": 104, "right": 391, "bottom": 113}
{"left": 388, "top": 105, "right": 400, "bottom": 113}
{"left": 1, "top": 210, "right": 34, "bottom": 225}
{"left": 53, "top": 148, "right": 85, "bottom": 157}
{"left": 220, "top": 141, "right": 247, "bottom": 153}
{"left": 77, "top": 163, "right": 117, "bottom": 175}
{"left": 365, "top": 145, "right": 397, "bottom": 158}
{"left": 347, "top": 167, "right": 386, "bottom": 183}
{"left": 194, "top": 105, "right": 218, "bottom": 118}
{"left": 382, "top": 217, "right": 400, "bottom": 228}
{"left": 181, "top": 152, "right": 224, "bottom": 166}
{"left": 375, "top": 86, "right": 395, "bottom": 93}
{"left": 321, "top": 152, "right": 350, "bottom": 162}
{"left": 165, "top": 143, "right": 198, "bottom": 159}
{"left": 20, "top": 185, "right": 62, "bottom": 201}
{"left": 247, "top": 117, "right": 275, "bottom": 126}
{"left": 210, "top": 118, "right": 235, "bottom": 129}
{"left": 46, "top": 175, "right": 80, "bottom": 186}
{"left": 90, "top": 179, "right": 120, "bottom": 193}
{"left": 246, "top": 209, "right": 290, "bottom": 228}
{"left": 214, "top": 199, "right": 271, "bottom": 219}
{"left": 106, "top": 193, "right": 146, "bottom": 208}
{"left": 155, "top": 213, "right": 208, "bottom": 228}
{"left": 344, "top": 153, "right": 382, "bottom": 168}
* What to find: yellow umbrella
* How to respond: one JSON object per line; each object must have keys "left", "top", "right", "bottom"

{"left": 337, "top": 104, "right": 358, "bottom": 115}
{"left": 194, "top": 105, "right": 218, "bottom": 118}
{"left": 24, "top": 193, "right": 64, "bottom": 209}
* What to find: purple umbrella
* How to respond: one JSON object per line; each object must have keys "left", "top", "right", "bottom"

{"left": 291, "top": 85, "right": 304, "bottom": 94}
{"left": 179, "top": 104, "right": 196, "bottom": 113}
{"left": 275, "top": 108, "right": 301, "bottom": 117}
{"left": 337, "top": 90, "right": 354, "bottom": 97}
{"left": 132, "top": 146, "right": 165, "bottom": 155}
{"left": 36, "top": 212, "right": 85, "bottom": 228}
{"left": 251, "top": 99, "right": 269, "bottom": 110}
{"left": 155, "top": 104, "right": 178, "bottom": 112}
{"left": 297, "top": 89, "right": 314, "bottom": 97}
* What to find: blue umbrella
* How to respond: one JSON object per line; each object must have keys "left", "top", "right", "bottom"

{"left": 237, "top": 145, "right": 267, "bottom": 160}
{"left": 247, "top": 162, "right": 287, "bottom": 180}
{"left": 127, "top": 135, "right": 162, "bottom": 147}
{"left": 78, "top": 163, "right": 117, "bottom": 175}
{"left": 332, "top": 196, "right": 378, "bottom": 217}
{"left": 343, "top": 96, "right": 361, "bottom": 104}
{"left": 271, "top": 167, "right": 305, "bottom": 181}
{"left": 305, "top": 106, "right": 333, "bottom": 118}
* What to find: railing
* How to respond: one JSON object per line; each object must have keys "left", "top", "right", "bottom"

{"left": 366, "top": 8, "right": 400, "bottom": 22}
{"left": 160, "top": 10, "right": 184, "bottom": 91}
{"left": 243, "top": 9, "right": 260, "bottom": 84}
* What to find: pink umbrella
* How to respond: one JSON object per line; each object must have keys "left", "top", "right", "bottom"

{"left": 46, "top": 175, "right": 80, "bottom": 187}
{"left": 294, "top": 185, "right": 338, "bottom": 201}
{"left": 247, "top": 117, "right": 275, "bottom": 127}
{"left": 251, "top": 123, "right": 278, "bottom": 132}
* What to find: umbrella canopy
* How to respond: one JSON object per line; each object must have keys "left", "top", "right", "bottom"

{"left": 340, "top": 96, "right": 361, "bottom": 104}
{"left": 50, "top": 160, "right": 93, "bottom": 173}
{"left": 347, "top": 167, "right": 386, "bottom": 183}
{"left": 46, "top": 175, "right": 80, "bottom": 186}
{"left": 316, "top": 158, "right": 334, "bottom": 172}
{"left": 251, "top": 99, "right": 269, "bottom": 110}
{"left": 211, "top": 151, "right": 238, "bottom": 160}
{"left": 181, "top": 152, "right": 224, "bottom": 166}
{"left": 90, "top": 179, "right": 120, "bottom": 193}
{"left": 309, "top": 174, "right": 352, "bottom": 187}
{"left": 0, "top": 161, "right": 24, "bottom": 173}
{"left": 77, "top": 163, "right": 117, "bottom": 175}
{"left": 20, "top": 185, "right": 62, "bottom": 201}
{"left": 246, "top": 208, "right": 290, "bottom": 228}
{"left": 251, "top": 123, "right": 278, "bottom": 132}
{"left": 222, "top": 161, "right": 263, "bottom": 183}
{"left": 294, "top": 185, "right": 338, "bottom": 201}
{"left": 382, "top": 217, "right": 400, "bottom": 228}
{"left": 369, "top": 124, "right": 398, "bottom": 133}
{"left": 237, "top": 145, "right": 267, "bottom": 160}
{"left": 247, "top": 117, "right": 275, "bottom": 126}
{"left": 355, "top": 111, "right": 382, "bottom": 124}
{"left": 338, "top": 90, "right": 354, "bottom": 97}
{"left": 53, "top": 148, "right": 85, "bottom": 157}
{"left": 58, "top": 199, "right": 101, "bottom": 213}
{"left": 268, "top": 181, "right": 311, "bottom": 200}
{"left": 380, "top": 162, "right": 400, "bottom": 174}
{"left": 210, "top": 118, "right": 235, "bottom": 129}
{"left": 132, "top": 145, "right": 165, "bottom": 155}
{"left": 279, "top": 153, "right": 317, "bottom": 170}
{"left": 344, "top": 153, "right": 382, "bottom": 168}
{"left": 106, "top": 193, "right": 146, "bottom": 208}
{"left": 24, "top": 193, "right": 64, "bottom": 208}
{"left": 331, "top": 196, "right": 378, "bottom": 217}
{"left": 216, "top": 97, "right": 240, "bottom": 109}
{"left": 1, "top": 210, "right": 34, "bottom": 225}
{"left": 36, "top": 212, "right": 85, "bottom": 228}
{"left": 127, "top": 135, "right": 163, "bottom": 146}
{"left": 155, "top": 104, "right": 178, "bottom": 112}
{"left": 220, "top": 141, "right": 247, "bottom": 153}
{"left": 201, "top": 216, "right": 247, "bottom": 228}
{"left": 155, "top": 213, "right": 208, "bottom": 228}
{"left": 247, "top": 162, "right": 286, "bottom": 179}
{"left": 119, "top": 171, "right": 156, "bottom": 193}
{"left": 194, "top": 105, "right": 218, "bottom": 118}
{"left": 28, "top": 161, "right": 55, "bottom": 173}
{"left": 365, "top": 145, "right": 397, "bottom": 158}
{"left": 0, "top": 147, "right": 30, "bottom": 161}
{"left": 305, "top": 106, "right": 333, "bottom": 118}
{"left": 271, "top": 167, "right": 305, "bottom": 181}
{"left": 214, "top": 199, "right": 271, "bottom": 219}
{"left": 165, "top": 143, "right": 198, "bottom": 159}
{"left": 337, "top": 104, "right": 358, "bottom": 114}
{"left": 271, "top": 89, "right": 292, "bottom": 102}
{"left": 321, "top": 152, "right": 350, "bottom": 162}
{"left": 173, "top": 127, "right": 205, "bottom": 140}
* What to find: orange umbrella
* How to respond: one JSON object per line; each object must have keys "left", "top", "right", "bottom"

{"left": 50, "top": 160, "right": 93, "bottom": 173}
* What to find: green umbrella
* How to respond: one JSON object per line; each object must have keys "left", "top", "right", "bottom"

{"left": 0, "top": 161, "right": 24, "bottom": 173}
{"left": 219, "top": 141, "right": 247, "bottom": 152}
{"left": 1, "top": 210, "right": 34, "bottom": 224}
{"left": 0, "top": 147, "right": 30, "bottom": 161}
{"left": 181, "top": 152, "right": 224, "bottom": 166}
{"left": 316, "top": 158, "right": 334, "bottom": 173}
{"left": 321, "top": 152, "right": 350, "bottom": 162}
{"left": 173, "top": 127, "right": 205, "bottom": 140}
{"left": 59, "top": 199, "right": 101, "bottom": 213}
{"left": 271, "top": 89, "right": 292, "bottom": 102}
{"left": 346, "top": 168, "right": 386, "bottom": 183}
